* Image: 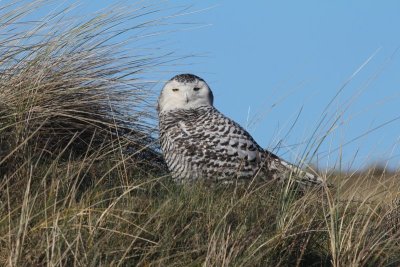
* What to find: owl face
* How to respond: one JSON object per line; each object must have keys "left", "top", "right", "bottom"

{"left": 158, "top": 74, "right": 214, "bottom": 113}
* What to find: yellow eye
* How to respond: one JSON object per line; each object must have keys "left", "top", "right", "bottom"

{"left": 193, "top": 87, "right": 200, "bottom": 91}
{"left": 172, "top": 88, "right": 179, "bottom": 92}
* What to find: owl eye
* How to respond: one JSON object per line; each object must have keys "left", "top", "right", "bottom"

{"left": 172, "top": 88, "right": 179, "bottom": 92}
{"left": 193, "top": 87, "right": 201, "bottom": 91}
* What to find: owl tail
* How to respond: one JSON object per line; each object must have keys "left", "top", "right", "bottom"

{"left": 265, "top": 151, "right": 326, "bottom": 188}
{"left": 280, "top": 160, "right": 325, "bottom": 188}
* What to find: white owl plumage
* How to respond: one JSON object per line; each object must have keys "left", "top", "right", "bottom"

{"left": 158, "top": 74, "right": 324, "bottom": 187}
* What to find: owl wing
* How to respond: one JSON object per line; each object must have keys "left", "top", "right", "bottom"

{"left": 171, "top": 109, "right": 267, "bottom": 181}
{"left": 200, "top": 111, "right": 325, "bottom": 186}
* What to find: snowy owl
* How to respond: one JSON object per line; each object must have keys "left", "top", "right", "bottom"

{"left": 158, "top": 73, "right": 324, "bottom": 187}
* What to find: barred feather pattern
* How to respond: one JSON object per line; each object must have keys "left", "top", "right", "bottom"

{"left": 159, "top": 105, "right": 324, "bottom": 186}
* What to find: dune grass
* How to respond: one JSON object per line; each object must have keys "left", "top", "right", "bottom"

{"left": 1, "top": 155, "right": 399, "bottom": 266}
{"left": 0, "top": 1, "right": 399, "bottom": 266}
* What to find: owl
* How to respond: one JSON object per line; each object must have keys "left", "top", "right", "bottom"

{"left": 158, "top": 73, "right": 324, "bottom": 187}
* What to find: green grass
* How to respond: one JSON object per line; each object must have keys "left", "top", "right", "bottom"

{"left": 0, "top": 1, "right": 399, "bottom": 266}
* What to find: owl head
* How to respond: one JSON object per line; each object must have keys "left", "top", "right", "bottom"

{"left": 158, "top": 74, "right": 214, "bottom": 113}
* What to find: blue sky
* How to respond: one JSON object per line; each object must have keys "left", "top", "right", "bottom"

{"left": 169, "top": 1, "right": 400, "bottom": 171}
{"left": 205, "top": 1, "right": 400, "bottom": 172}
{"left": 29, "top": 1, "right": 400, "bottom": 171}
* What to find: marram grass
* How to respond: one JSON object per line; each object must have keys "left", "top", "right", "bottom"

{"left": 1, "top": 158, "right": 399, "bottom": 266}
{"left": 0, "top": 1, "right": 399, "bottom": 266}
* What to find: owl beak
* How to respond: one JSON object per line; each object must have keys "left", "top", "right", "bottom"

{"left": 185, "top": 93, "right": 189, "bottom": 103}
